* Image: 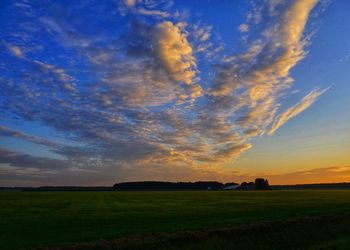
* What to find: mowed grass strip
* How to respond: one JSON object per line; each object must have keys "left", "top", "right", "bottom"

{"left": 0, "top": 190, "right": 350, "bottom": 249}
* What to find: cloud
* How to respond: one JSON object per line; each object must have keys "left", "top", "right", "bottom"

{"left": 124, "top": 0, "right": 137, "bottom": 7}
{"left": 265, "top": 166, "right": 350, "bottom": 185}
{"left": 6, "top": 44, "right": 25, "bottom": 58}
{"left": 209, "top": 0, "right": 321, "bottom": 138}
{"left": 136, "top": 7, "right": 169, "bottom": 18}
{"left": 0, "top": 126, "right": 59, "bottom": 149}
{"left": 0, "top": 148, "right": 68, "bottom": 171}
{"left": 153, "top": 21, "right": 197, "bottom": 85}
{"left": 238, "top": 23, "right": 249, "bottom": 32}
{"left": 191, "top": 24, "right": 212, "bottom": 43}
{"left": 210, "top": 165, "right": 350, "bottom": 185}
{"left": 213, "top": 143, "right": 252, "bottom": 162}
{"left": 247, "top": 0, "right": 318, "bottom": 102}
{"left": 119, "top": 0, "right": 170, "bottom": 18}
{"left": 33, "top": 60, "right": 76, "bottom": 92}
{"left": 189, "top": 23, "right": 216, "bottom": 57}
{"left": 268, "top": 87, "right": 328, "bottom": 135}
{"left": 0, "top": 0, "right": 328, "bottom": 184}
{"left": 220, "top": 0, "right": 317, "bottom": 96}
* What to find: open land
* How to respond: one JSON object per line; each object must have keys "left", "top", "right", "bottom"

{"left": 1, "top": 190, "right": 350, "bottom": 249}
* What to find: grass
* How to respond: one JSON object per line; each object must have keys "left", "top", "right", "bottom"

{"left": 1, "top": 190, "right": 350, "bottom": 249}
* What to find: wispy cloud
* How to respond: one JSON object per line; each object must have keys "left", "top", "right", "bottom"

{"left": 6, "top": 44, "right": 25, "bottom": 58}
{"left": 0, "top": 0, "right": 328, "bottom": 183}
{"left": 264, "top": 166, "right": 350, "bottom": 185}
{"left": 0, "top": 148, "right": 67, "bottom": 171}
{"left": 209, "top": 0, "right": 322, "bottom": 138}
{"left": 118, "top": 0, "right": 171, "bottom": 18}
{"left": 268, "top": 87, "right": 329, "bottom": 135}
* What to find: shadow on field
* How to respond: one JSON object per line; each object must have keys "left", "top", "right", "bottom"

{"left": 36, "top": 212, "right": 350, "bottom": 250}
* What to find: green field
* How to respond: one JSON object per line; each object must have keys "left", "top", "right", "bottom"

{"left": 1, "top": 190, "right": 350, "bottom": 249}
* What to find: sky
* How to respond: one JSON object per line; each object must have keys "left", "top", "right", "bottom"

{"left": 1, "top": 0, "right": 349, "bottom": 186}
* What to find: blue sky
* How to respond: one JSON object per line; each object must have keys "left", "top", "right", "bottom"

{"left": 1, "top": 0, "right": 349, "bottom": 186}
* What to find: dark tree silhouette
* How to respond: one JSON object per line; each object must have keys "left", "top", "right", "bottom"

{"left": 113, "top": 181, "right": 224, "bottom": 191}
{"left": 255, "top": 178, "right": 270, "bottom": 190}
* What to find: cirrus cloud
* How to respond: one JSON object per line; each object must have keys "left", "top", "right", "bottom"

{"left": 0, "top": 0, "right": 328, "bottom": 184}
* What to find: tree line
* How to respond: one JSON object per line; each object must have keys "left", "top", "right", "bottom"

{"left": 113, "top": 178, "right": 270, "bottom": 191}
{"left": 0, "top": 179, "right": 271, "bottom": 191}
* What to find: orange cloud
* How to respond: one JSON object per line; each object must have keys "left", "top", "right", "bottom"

{"left": 154, "top": 21, "right": 197, "bottom": 85}
{"left": 266, "top": 166, "right": 350, "bottom": 185}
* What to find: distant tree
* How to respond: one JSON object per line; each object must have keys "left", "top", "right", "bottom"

{"left": 113, "top": 181, "right": 224, "bottom": 191}
{"left": 240, "top": 182, "right": 248, "bottom": 187}
{"left": 237, "top": 181, "right": 255, "bottom": 190}
{"left": 255, "top": 178, "right": 270, "bottom": 190}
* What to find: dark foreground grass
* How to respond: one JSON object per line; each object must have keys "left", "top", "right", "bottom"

{"left": 1, "top": 190, "right": 350, "bottom": 249}
{"left": 38, "top": 213, "right": 350, "bottom": 250}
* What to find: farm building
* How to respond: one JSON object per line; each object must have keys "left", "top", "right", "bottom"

{"left": 223, "top": 185, "right": 240, "bottom": 190}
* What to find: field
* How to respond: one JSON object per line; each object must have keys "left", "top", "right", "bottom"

{"left": 1, "top": 190, "right": 350, "bottom": 249}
